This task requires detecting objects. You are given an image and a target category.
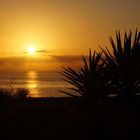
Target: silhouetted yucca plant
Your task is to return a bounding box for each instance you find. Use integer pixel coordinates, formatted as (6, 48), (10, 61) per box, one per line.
(60, 50), (106, 101)
(102, 30), (140, 97)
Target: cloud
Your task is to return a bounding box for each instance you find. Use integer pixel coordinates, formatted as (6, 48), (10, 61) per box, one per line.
(0, 56), (49, 72)
(0, 56), (42, 65)
(23, 49), (48, 54)
(37, 50), (48, 53)
(50, 55), (83, 62)
(0, 54), (87, 72)
(0, 55), (87, 65)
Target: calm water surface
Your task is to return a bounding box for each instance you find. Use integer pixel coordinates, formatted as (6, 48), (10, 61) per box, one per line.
(0, 71), (72, 97)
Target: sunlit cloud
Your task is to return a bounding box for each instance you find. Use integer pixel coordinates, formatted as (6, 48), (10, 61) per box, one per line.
(0, 54), (83, 72)
(49, 55), (82, 62)
(37, 50), (48, 53)
(23, 49), (48, 54)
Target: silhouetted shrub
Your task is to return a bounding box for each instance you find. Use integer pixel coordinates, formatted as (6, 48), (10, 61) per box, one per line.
(60, 50), (107, 102)
(0, 87), (29, 99)
(0, 88), (11, 99)
(14, 88), (29, 98)
(102, 30), (140, 99)
(60, 30), (140, 102)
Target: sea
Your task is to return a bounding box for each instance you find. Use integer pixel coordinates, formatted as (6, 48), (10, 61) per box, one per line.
(0, 71), (72, 97)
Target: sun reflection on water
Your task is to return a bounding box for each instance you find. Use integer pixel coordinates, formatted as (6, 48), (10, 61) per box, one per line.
(27, 71), (39, 97)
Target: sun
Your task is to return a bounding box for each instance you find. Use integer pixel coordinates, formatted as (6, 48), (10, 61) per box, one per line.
(28, 47), (36, 55)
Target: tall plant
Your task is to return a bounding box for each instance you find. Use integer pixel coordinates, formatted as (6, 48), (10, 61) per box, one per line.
(60, 30), (140, 102)
(102, 30), (140, 97)
(60, 50), (106, 101)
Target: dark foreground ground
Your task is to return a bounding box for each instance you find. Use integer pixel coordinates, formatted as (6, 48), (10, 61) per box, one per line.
(0, 96), (140, 140)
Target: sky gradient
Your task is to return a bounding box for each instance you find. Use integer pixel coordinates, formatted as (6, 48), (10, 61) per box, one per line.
(0, 0), (140, 71)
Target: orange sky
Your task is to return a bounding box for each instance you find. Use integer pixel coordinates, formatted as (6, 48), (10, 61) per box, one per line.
(0, 0), (140, 71)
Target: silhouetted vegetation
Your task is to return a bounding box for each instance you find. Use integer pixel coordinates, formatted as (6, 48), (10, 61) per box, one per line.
(1, 30), (140, 140)
(58, 30), (140, 140)
(60, 30), (140, 104)
(0, 86), (29, 99)
(60, 50), (108, 103)
(102, 30), (140, 100)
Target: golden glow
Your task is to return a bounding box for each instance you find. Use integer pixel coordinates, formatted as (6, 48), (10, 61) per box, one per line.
(27, 71), (40, 97)
(0, 0), (139, 71)
(27, 71), (37, 77)
(27, 47), (36, 55)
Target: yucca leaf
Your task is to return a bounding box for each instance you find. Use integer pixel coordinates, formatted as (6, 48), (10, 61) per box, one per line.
(116, 31), (123, 55)
(124, 31), (132, 55)
(109, 36), (118, 58)
(59, 90), (79, 98)
(89, 49), (92, 70)
(133, 29), (138, 48)
(67, 87), (85, 96)
(82, 56), (89, 72)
